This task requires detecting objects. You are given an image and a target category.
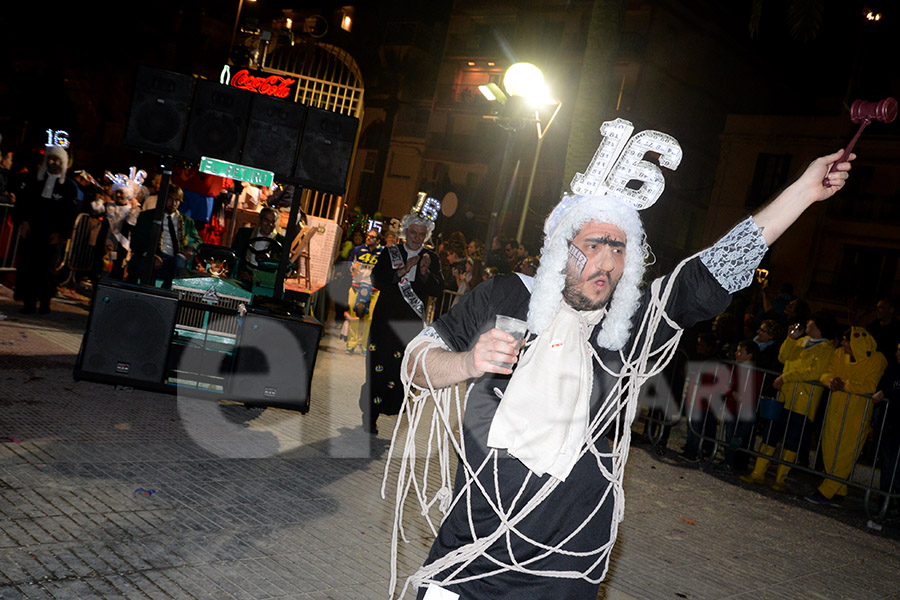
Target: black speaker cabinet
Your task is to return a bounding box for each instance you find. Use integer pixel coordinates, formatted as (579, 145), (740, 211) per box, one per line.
(242, 94), (307, 178)
(227, 310), (321, 413)
(292, 107), (358, 195)
(183, 79), (251, 164)
(123, 65), (194, 155)
(74, 281), (179, 386)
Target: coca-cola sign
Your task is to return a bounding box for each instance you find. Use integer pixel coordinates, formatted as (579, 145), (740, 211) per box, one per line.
(229, 68), (297, 99)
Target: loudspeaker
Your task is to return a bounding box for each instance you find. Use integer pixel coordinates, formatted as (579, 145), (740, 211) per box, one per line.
(227, 310), (321, 413)
(292, 107), (358, 195)
(183, 78), (251, 164)
(74, 281), (179, 385)
(242, 94), (307, 178)
(123, 65), (195, 154)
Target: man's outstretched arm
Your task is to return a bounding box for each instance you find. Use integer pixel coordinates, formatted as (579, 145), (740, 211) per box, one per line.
(407, 327), (521, 389)
(753, 149), (854, 246)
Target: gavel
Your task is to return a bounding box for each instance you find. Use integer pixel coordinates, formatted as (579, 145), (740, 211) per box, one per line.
(824, 97), (897, 186)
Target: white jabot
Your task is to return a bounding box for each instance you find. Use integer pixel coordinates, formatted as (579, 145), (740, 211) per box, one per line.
(487, 303), (605, 481)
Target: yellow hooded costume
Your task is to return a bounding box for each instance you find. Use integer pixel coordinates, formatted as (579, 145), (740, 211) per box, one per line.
(817, 326), (887, 499)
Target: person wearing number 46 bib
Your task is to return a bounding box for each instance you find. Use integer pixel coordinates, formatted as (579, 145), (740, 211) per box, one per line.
(360, 213), (444, 434)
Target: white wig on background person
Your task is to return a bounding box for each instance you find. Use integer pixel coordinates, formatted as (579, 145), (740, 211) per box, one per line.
(527, 191), (651, 351)
(37, 145), (69, 181)
(111, 181), (136, 200)
(400, 212), (436, 244)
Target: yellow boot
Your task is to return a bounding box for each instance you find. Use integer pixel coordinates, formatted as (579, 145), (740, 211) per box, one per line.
(740, 445), (775, 485)
(771, 450), (797, 492)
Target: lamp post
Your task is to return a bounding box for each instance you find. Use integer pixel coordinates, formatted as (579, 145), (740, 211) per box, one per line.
(479, 63), (559, 248)
(516, 99), (561, 243)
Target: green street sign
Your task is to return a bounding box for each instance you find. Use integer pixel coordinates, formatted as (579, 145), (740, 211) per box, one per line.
(199, 156), (274, 187)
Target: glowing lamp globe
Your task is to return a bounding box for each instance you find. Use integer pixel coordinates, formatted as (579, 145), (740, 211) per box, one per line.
(503, 63), (544, 98)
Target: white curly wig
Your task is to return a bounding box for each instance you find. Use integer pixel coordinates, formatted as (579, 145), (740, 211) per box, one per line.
(37, 145), (69, 181)
(527, 192), (650, 351)
(401, 212), (436, 244)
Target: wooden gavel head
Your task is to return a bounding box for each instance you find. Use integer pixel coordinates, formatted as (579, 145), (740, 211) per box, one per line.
(850, 98), (898, 124)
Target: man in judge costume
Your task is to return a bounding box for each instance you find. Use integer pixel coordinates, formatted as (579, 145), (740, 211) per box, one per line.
(360, 207), (445, 434)
(384, 117), (855, 600)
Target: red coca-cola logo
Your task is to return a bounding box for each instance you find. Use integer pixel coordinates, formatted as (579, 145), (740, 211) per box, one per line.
(230, 69), (296, 99)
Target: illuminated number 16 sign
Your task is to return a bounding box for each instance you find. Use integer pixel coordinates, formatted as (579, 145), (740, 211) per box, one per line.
(570, 118), (682, 210)
(45, 129), (70, 149)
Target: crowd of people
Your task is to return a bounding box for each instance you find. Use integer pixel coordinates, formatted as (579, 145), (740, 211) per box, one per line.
(3, 143), (897, 524)
(0, 144), (305, 308)
(324, 215), (544, 433)
(663, 275), (900, 511)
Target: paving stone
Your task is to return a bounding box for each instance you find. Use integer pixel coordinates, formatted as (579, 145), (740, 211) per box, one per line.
(2, 296), (899, 600)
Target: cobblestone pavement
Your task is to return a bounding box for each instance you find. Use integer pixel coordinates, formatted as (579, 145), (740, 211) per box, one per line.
(1, 287), (899, 599)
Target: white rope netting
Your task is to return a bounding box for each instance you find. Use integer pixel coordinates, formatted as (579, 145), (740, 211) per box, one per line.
(381, 256), (698, 598)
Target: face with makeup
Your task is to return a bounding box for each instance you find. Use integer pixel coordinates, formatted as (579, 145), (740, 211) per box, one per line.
(562, 221), (626, 311)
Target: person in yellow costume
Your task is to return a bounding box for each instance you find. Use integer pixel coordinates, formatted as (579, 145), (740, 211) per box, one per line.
(805, 326), (887, 506)
(741, 311), (838, 491)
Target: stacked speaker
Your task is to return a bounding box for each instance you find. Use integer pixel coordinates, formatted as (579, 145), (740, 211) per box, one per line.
(123, 64), (357, 196)
(75, 281), (321, 413)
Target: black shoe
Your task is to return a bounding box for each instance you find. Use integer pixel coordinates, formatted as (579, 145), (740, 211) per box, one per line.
(805, 491), (843, 507)
(38, 304), (51, 314)
(680, 450), (700, 462)
(20, 304), (36, 315)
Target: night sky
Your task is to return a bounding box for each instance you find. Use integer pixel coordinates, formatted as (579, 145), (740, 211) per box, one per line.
(0, 0), (897, 173)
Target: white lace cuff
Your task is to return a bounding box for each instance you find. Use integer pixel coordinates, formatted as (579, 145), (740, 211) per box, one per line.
(699, 216), (768, 293)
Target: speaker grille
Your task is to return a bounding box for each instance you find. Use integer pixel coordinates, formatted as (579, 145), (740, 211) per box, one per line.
(123, 66), (194, 154)
(183, 80), (251, 164)
(78, 283), (179, 385)
(292, 108), (358, 195)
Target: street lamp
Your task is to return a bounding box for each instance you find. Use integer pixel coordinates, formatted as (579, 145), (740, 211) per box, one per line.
(479, 63), (561, 246)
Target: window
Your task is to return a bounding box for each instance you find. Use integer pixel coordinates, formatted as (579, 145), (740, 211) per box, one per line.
(746, 153), (792, 210)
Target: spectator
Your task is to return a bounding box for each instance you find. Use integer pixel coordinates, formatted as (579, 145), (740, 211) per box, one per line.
(104, 182), (140, 279)
(0, 150), (15, 202)
(741, 311), (838, 491)
(504, 238), (520, 270)
(484, 233), (511, 274)
(127, 185), (200, 289)
(720, 339), (762, 472)
(712, 311), (741, 360)
(12, 145), (78, 313)
(867, 298), (900, 356)
(329, 228), (364, 334)
(871, 341), (900, 512)
(782, 298), (811, 330)
(754, 319), (784, 372)
(806, 327), (887, 506)
(345, 228), (382, 355)
(441, 234), (467, 289)
(516, 255), (539, 277)
(681, 331), (720, 461)
(467, 238), (485, 262)
(231, 207), (284, 282)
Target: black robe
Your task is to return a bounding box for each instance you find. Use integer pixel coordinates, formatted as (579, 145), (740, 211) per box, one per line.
(13, 174), (78, 306)
(416, 257), (730, 599)
(362, 244), (445, 419)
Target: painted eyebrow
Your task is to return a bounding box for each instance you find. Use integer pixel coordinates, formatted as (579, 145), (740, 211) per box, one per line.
(582, 235), (626, 248)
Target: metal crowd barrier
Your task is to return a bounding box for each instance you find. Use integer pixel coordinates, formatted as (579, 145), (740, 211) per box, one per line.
(425, 288), (464, 325)
(635, 358), (899, 526)
(62, 213), (99, 273)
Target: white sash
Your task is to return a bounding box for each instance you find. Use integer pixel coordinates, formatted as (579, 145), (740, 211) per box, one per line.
(389, 245), (425, 320)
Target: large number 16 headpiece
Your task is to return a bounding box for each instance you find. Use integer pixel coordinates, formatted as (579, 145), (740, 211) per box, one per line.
(544, 118), (682, 236)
